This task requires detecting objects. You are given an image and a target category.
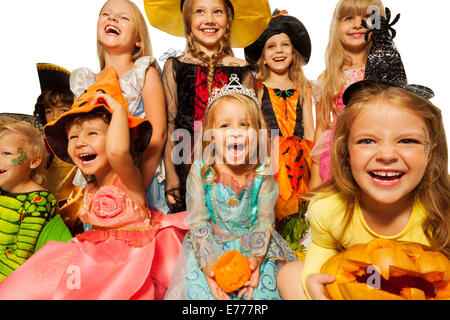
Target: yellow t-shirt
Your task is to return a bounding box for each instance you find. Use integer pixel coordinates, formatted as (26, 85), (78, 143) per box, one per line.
(302, 192), (429, 299)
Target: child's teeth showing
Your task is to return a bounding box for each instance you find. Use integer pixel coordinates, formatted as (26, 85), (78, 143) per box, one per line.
(79, 154), (97, 164)
(105, 26), (120, 35)
(370, 171), (403, 182)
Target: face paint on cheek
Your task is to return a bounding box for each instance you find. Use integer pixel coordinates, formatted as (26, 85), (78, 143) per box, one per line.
(423, 128), (431, 158)
(10, 148), (28, 167)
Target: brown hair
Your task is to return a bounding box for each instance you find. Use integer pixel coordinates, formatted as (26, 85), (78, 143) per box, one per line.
(34, 89), (74, 125)
(97, 0), (153, 70)
(182, 0), (234, 94)
(317, 0), (385, 130)
(65, 112), (111, 132)
(0, 116), (48, 185)
(315, 85), (450, 257)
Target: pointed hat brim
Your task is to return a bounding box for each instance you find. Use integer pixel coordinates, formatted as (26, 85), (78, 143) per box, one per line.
(342, 79), (435, 106)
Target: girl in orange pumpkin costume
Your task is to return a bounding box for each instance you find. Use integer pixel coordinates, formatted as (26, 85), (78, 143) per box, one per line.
(244, 10), (315, 257)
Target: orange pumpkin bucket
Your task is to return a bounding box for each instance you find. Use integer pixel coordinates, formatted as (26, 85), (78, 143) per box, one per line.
(213, 250), (251, 293)
(321, 238), (450, 300)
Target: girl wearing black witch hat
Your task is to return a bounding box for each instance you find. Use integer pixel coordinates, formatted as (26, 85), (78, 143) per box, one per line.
(277, 7), (449, 301)
(244, 10), (314, 258)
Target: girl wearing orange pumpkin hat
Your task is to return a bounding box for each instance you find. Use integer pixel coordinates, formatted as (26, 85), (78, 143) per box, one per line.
(277, 8), (449, 300)
(70, 0), (169, 215)
(244, 9), (315, 259)
(164, 75), (298, 300)
(143, 0), (271, 213)
(0, 68), (188, 300)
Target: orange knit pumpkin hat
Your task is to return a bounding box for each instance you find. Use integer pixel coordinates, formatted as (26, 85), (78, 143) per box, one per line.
(43, 67), (152, 164)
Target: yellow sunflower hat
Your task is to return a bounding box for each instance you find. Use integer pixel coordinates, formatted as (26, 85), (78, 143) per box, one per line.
(143, 0), (272, 48)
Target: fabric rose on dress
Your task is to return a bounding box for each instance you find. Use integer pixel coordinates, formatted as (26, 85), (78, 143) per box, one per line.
(92, 186), (126, 218)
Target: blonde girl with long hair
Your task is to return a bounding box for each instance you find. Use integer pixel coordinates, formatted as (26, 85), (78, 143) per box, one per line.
(143, 0), (271, 213)
(244, 10), (315, 256)
(277, 84), (449, 300)
(164, 79), (297, 300)
(309, 0), (385, 189)
(70, 0), (168, 214)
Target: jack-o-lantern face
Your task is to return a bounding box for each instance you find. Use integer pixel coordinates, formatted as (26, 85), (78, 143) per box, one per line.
(321, 239), (450, 300)
(213, 250), (251, 293)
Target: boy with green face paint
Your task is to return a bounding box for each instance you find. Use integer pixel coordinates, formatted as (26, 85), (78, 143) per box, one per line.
(0, 116), (69, 281)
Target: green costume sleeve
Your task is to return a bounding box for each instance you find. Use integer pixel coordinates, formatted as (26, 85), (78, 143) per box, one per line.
(0, 191), (58, 281)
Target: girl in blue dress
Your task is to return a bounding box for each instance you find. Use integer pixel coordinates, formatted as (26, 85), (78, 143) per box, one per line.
(164, 75), (297, 300)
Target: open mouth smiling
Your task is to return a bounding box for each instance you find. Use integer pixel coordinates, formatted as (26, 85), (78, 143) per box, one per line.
(201, 28), (219, 34)
(227, 143), (245, 152)
(369, 171), (405, 183)
(105, 25), (121, 36)
(78, 153), (97, 164)
(348, 32), (365, 38)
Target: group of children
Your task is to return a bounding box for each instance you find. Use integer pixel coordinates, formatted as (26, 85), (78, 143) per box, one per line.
(0, 0), (448, 300)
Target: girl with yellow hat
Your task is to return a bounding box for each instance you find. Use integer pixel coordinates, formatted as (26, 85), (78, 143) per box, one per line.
(143, 0), (271, 213)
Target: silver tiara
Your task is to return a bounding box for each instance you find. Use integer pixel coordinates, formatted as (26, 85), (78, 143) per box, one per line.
(207, 74), (259, 107)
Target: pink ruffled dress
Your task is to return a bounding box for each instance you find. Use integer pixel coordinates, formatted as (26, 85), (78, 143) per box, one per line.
(311, 67), (365, 183)
(0, 177), (187, 300)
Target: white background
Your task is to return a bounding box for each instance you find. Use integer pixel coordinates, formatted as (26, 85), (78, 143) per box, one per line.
(0, 0), (448, 153)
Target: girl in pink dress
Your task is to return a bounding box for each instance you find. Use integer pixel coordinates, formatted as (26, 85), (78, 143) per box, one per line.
(0, 67), (187, 300)
(309, 0), (385, 188)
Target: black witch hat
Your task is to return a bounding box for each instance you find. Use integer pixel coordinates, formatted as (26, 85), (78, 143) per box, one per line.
(343, 8), (434, 105)
(244, 9), (311, 67)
